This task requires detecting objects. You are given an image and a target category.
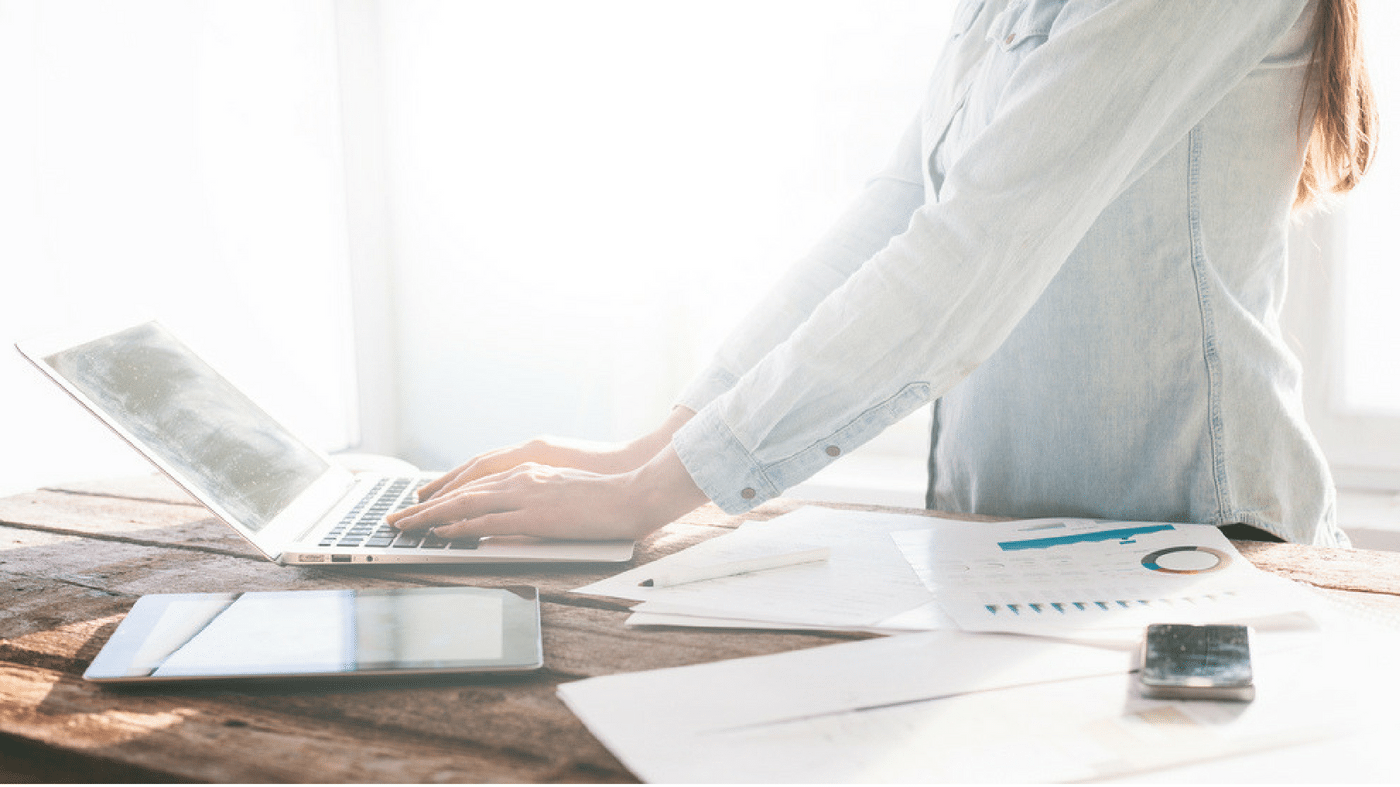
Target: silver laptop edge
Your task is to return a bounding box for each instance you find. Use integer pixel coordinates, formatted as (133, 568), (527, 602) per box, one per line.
(16, 319), (633, 565)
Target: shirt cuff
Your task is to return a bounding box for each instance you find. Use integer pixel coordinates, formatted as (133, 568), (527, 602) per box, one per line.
(671, 404), (780, 514)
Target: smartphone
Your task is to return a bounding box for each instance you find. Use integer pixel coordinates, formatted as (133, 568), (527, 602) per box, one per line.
(1137, 623), (1255, 701)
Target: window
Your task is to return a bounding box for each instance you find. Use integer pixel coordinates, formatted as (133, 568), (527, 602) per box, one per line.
(0, 1), (356, 496)
(1287, 0), (1400, 492)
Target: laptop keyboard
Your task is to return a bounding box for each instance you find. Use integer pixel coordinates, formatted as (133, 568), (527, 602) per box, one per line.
(317, 478), (479, 550)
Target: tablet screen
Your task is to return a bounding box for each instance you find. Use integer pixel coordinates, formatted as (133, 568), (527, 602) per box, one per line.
(84, 586), (542, 682)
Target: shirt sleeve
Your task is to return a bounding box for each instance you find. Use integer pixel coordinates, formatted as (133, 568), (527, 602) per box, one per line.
(675, 115), (927, 414)
(673, 0), (1313, 514)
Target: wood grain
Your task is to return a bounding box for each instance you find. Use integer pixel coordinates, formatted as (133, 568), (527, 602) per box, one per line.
(0, 662), (628, 783)
(1, 476), (1397, 783)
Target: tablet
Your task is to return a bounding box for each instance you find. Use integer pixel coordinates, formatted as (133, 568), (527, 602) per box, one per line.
(84, 586), (543, 683)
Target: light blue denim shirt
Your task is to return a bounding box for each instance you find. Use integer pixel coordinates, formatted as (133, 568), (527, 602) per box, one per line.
(672, 0), (1347, 546)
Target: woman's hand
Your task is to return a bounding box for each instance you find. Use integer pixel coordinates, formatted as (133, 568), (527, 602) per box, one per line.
(414, 435), (636, 503)
(385, 445), (707, 541)
(415, 407), (695, 503)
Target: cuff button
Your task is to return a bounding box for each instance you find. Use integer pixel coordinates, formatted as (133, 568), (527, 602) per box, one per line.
(740, 488), (757, 500)
(825, 445), (841, 457)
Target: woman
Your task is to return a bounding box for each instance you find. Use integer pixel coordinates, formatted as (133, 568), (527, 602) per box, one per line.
(389, 0), (1375, 546)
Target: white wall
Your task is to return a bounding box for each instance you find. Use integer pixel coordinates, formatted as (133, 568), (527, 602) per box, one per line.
(370, 0), (953, 471)
(1, 1), (357, 496)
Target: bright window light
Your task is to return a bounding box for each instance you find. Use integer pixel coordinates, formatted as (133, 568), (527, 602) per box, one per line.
(0, 1), (355, 495)
(1340, 0), (1400, 415)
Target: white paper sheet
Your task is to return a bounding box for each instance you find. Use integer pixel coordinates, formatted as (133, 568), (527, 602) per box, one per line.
(575, 507), (943, 629)
(559, 609), (1400, 783)
(894, 518), (1317, 636)
(625, 599), (953, 634)
(559, 629), (1137, 781)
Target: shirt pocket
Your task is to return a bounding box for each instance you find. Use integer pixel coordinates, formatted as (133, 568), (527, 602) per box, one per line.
(986, 0), (1063, 53)
(957, 0), (1066, 136)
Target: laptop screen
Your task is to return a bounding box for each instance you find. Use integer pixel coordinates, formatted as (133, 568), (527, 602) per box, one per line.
(42, 321), (330, 533)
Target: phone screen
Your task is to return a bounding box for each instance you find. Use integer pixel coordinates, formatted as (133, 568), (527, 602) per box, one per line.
(1139, 623), (1254, 701)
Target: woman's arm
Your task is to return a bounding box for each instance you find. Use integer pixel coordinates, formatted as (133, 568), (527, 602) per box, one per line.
(387, 439), (707, 541)
(394, 0), (1315, 541)
(677, 116), (927, 414)
(392, 110), (928, 540)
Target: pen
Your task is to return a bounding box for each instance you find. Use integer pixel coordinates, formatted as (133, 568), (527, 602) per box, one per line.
(637, 547), (831, 588)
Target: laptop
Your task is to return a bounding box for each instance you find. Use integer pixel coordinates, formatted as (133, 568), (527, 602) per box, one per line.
(16, 319), (634, 566)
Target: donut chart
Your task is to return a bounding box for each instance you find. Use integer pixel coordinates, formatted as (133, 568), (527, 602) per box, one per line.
(1140, 545), (1231, 574)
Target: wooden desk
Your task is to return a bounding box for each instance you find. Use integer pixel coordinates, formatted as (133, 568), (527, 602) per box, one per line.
(2, 475), (1399, 783)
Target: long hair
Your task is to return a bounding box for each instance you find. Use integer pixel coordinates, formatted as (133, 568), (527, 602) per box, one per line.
(1296, 0), (1377, 209)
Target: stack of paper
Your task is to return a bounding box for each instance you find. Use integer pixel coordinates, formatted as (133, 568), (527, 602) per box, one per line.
(575, 507), (1315, 637)
(574, 507), (954, 632)
(560, 506), (1358, 782)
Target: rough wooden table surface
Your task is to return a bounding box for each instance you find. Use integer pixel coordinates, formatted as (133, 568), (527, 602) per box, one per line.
(1, 475), (1396, 783)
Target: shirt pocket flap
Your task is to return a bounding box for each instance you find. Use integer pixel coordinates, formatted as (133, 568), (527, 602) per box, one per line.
(987, 0), (1064, 51)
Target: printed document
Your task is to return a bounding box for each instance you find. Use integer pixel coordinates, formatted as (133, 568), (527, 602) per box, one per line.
(893, 517), (1317, 636)
(574, 507), (946, 630)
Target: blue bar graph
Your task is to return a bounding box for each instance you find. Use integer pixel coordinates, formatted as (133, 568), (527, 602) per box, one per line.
(997, 524), (1175, 552)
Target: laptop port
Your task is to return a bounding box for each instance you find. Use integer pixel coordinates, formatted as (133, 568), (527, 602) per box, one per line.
(331, 555), (352, 563)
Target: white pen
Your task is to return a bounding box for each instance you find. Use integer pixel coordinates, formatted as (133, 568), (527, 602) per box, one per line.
(637, 547), (831, 588)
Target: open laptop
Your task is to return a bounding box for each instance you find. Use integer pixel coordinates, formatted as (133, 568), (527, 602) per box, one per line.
(16, 319), (634, 566)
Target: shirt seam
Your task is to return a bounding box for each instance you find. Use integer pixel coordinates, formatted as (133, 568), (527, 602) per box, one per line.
(1186, 124), (1234, 524)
